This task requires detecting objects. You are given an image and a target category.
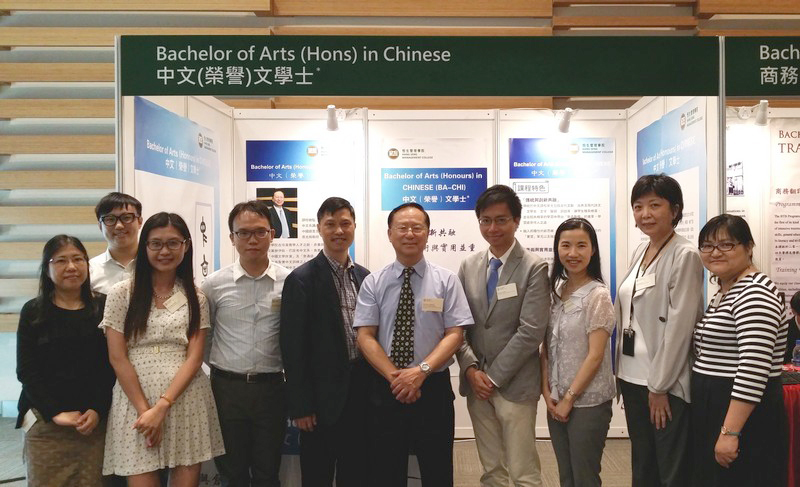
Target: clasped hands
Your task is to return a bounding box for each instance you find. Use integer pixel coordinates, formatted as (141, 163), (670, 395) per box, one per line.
(132, 400), (169, 448)
(466, 366), (495, 400)
(52, 409), (100, 435)
(389, 367), (426, 404)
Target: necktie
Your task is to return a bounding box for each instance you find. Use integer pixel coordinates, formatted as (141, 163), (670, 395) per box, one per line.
(390, 267), (415, 368)
(487, 258), (503, 302)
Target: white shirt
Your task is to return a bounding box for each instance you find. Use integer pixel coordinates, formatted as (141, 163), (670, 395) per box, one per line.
(485, 241), (516, 281)
(89, 249), (135, 295)
(201, 260), (289, 374)
(618, 251), (660, 386)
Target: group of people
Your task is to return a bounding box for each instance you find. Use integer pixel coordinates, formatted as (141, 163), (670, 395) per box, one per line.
(14, 174), (794, 487)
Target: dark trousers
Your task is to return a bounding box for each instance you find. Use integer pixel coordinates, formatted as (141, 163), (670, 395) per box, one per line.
(211, 371), (287, 487)
(690, 372), (787, 487)
(366, 369), (455, 487)
(619, 380), (689, 487)
(547, 400), (612, 487)
(300, 360), (369, 487)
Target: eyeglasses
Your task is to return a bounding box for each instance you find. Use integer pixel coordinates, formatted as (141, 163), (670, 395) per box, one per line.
(393, 225), (427, 235)
(100, 212), (138, 227)
(478, 216), (513, 227)
(49, 256), (87, 267)
(699, 242), (738, 253)
(233, 229), (271, 240)
(146, 239), (187, 251)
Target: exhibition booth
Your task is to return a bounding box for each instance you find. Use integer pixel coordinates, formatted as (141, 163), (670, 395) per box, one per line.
(116, 35), (800, 485)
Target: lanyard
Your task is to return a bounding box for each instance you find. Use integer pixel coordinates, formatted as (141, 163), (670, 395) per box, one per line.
(627, 232), (675, 330)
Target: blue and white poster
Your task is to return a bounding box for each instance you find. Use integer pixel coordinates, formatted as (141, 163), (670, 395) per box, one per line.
(636, 97), (707, 245)
(245, 138), (361, 269)
(134, 96), (220, 282)
(507, 137), (617, 290)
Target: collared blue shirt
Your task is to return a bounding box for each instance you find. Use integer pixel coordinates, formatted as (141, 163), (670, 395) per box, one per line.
(201, 260), (289, 374)
(354, 258), (473, 371)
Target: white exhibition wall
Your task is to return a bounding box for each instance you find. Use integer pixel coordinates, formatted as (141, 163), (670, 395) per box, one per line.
(119, 95), (725, 441)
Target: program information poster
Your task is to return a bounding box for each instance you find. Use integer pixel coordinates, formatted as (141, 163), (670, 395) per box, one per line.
(636, 97), (707, 246)
(506, 138), (616, 289)
(376, 138), (489, 272)
(769, 118), (800, 299)
(134, 96), (219, 283)
(246, 139), (359, 269)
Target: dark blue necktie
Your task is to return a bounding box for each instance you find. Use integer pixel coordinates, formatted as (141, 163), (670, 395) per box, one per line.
(487, 258), (503, 302)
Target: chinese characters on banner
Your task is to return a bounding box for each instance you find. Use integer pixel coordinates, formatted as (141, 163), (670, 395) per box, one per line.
(505, 138), (616, 289)
(769, 118), (800, 299)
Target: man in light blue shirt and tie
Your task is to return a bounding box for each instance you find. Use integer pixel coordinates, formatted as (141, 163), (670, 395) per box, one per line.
(201, 200), (290, 487)
(354, 202), (473, 487)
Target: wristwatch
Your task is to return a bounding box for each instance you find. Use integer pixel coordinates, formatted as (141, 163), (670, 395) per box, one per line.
(419, 362), (432, 376)
(720, 426), (741, 437)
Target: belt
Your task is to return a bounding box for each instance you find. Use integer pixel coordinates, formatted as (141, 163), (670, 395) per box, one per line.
(211, 366), (284, 384)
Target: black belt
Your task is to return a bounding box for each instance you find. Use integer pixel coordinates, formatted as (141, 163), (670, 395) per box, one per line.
(211, 366), (284, 384)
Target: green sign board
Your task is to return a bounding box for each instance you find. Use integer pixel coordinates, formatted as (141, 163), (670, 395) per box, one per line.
(726, 37), (800, 96)
(119, 36), (719, 97)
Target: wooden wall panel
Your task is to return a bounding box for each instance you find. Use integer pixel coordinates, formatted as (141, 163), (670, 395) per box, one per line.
(0, 206), (97, 225)
(0, 63), (113, 82)
(0, 99), (114, 119)
(0, 171), (115, 189)
(0, 241), (106, 261)
(272, 0), (551, 18)
(0, 135), (115, 154)
(272, 26), (552, 36)
(0, 27), (271, 48)
(0, 314), (19, 333)
(697, 0), (800, 15)
(0, 1), (270, 14)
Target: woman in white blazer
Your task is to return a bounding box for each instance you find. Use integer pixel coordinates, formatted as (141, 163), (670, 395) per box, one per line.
(614, 174), (704, 487)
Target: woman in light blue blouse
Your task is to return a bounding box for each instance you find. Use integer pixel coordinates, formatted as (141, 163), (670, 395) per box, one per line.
(540, 218), (615, 487)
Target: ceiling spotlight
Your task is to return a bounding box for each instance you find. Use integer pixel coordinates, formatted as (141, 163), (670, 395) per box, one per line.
(558, 108), (574, 134)
(326, 104), (338, 131)
(755, 100), (769, 126)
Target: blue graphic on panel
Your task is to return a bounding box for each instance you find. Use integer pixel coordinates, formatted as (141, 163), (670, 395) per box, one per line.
(246, 140), (322, 181)
(636, 99), (705, 177)
(381, 168), (487, 211)
(509, 138), (614, 179)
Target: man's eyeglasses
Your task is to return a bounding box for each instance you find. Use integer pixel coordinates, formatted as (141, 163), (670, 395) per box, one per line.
(393, 225), (427, 235)
(100, 212), (138, 227)
(146, 239), (187, 251)
(49, 256), (87, 267)
(478, 216), (513, 227)
(232, 229), (271, 240)
(698, 242), (738, 253)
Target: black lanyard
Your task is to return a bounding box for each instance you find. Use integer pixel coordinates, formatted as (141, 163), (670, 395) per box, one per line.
(627, 232), (675, 330)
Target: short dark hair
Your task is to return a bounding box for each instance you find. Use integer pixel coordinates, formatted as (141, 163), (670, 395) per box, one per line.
(33, 235), (97, 325)
(791, 290), (800, 315)
(387, 202), (430, 228)
(317, 197), (355, 223)
(475, 185), (522, 220)
(698, 213), (755, 255)
(630, 174), (684, 227)
(95, 192), (142, 220)
(550, 218), (604, 296)
(228, 200), (272, 233)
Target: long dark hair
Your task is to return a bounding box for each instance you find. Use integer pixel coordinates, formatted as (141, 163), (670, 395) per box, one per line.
(33, 235), (97, 324)
(550, 218), (604, 297)
(124, 212), (200, 341)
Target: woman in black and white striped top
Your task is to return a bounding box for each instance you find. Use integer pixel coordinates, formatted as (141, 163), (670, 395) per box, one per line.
(691, 214), (787, 487)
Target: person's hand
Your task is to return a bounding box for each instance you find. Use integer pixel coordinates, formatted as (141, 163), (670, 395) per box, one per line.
(648, 392), (672, 430)
(295, 414), (317, 432)
(715, 433), (740, 468)
(466, 367), (495, 400)
(542, 389), (557, 417)
(133, 402), (168, 447)
(390, 367), (425, 404)
(52, 411), (81, 427)
(75, 409), (99, 435)
(552, 397), (574, 423)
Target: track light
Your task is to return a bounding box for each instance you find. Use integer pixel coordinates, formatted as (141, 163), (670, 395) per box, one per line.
(558, 108), (574, 134)
(327, 104), (338, 131)
(755, 100), (768, 126)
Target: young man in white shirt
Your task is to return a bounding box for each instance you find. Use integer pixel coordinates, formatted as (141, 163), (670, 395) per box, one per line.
(89, 192), (142, 294)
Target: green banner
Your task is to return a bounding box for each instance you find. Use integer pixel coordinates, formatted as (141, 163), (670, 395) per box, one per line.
(119, 36), (719, 97)
(726, 37), (800, 96)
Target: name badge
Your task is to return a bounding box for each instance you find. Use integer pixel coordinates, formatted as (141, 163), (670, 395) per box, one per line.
(163, 291), (188, 313)
(21, 409), (37, 433)
(422, 298), (444, 312)
(271, 297), (281, 312)
(563, 300), (578, 313)
(635, 273), (656, 290)
(496, 283), (518, 300)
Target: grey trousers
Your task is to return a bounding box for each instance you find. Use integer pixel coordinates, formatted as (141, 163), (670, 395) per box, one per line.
(546, 400), (612, 487)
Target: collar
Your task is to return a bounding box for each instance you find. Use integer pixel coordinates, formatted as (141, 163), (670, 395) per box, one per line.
(233, 260), (276, 281)
(392, 257), (427, 279)
(322, 248), (353, 271)
(487, 240), (516, 268)
(100, 249), (135, 270)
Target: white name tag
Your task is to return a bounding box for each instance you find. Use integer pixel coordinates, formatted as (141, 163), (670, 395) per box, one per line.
(163, 291), (188, 313)
(635, 273), (656, 290)
(422, 298), (444, 312)
(563, 300), (579, 313)
(496, 283), (518, 300)
(21, 409), (37, 433)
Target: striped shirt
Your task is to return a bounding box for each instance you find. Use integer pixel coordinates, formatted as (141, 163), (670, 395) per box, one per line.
(693, 272), (788, 403)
